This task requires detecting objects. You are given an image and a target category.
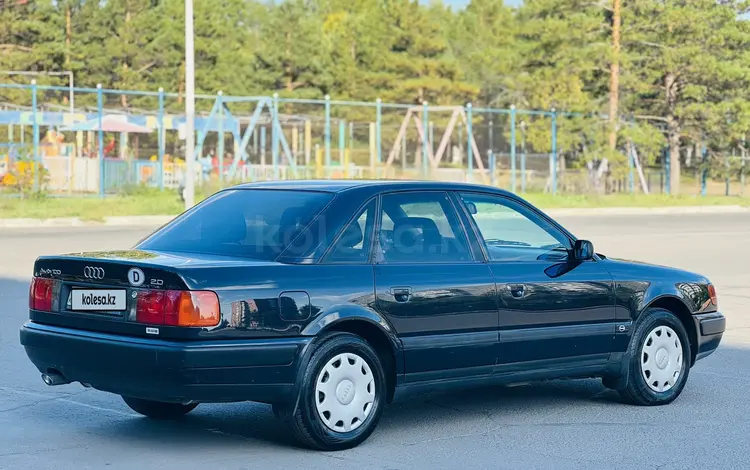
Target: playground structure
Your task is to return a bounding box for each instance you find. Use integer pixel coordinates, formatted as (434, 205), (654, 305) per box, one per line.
(0, 83), (576, 196)
(1, 82), (747, 197)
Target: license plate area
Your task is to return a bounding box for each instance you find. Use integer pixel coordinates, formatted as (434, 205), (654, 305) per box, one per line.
(67, 288), (127, 313)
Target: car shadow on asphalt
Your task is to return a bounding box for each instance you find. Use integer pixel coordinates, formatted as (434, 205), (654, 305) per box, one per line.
(83, 378), (621, 451)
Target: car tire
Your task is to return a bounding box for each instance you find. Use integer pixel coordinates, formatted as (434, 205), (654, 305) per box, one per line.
(122, 396), (198, 420)
(618, 307), (692, 406)
(285, 332), (387, 451)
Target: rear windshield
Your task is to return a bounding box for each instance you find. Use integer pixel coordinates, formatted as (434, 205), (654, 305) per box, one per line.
(138, 189), (334, 260)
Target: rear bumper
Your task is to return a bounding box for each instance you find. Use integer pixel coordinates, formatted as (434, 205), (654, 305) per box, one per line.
(20, 321), (310, 404)
(693, 311), (726, 361)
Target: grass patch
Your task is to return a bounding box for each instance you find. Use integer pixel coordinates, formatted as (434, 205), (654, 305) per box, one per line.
(1, 188), (748, 220)
(520, 193), (750, 209)
(0, 193), (185, 220)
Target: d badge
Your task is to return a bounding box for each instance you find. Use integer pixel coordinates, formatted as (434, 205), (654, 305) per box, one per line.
(128, 268), (145, 287)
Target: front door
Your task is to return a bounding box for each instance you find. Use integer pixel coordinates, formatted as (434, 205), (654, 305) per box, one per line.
(372, 191), (498, 383)
(456, 192), (615, 371)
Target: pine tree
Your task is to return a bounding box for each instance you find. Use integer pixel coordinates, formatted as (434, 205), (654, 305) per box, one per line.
(622, 0), (750, 194)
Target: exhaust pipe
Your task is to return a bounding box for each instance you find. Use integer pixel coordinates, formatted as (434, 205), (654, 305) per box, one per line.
(41, 371), (71, 386)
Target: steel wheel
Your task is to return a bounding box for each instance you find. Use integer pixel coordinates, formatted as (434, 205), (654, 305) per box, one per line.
(314, 352), (376, 433)
(640, 325), (683, 393)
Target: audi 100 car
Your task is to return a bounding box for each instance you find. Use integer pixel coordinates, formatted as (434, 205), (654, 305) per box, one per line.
(20, 180), (725, 450)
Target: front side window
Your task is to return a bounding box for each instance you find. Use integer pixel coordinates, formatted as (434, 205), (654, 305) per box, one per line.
(459, 193), (570, 262)
(138, 189), (334, 260)
(378, 192), (471, 263)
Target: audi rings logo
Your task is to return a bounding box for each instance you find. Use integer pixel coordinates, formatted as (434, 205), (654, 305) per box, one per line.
(84, 266), (105, 280)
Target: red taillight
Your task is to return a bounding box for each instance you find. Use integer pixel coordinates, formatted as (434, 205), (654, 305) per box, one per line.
(135, 290), (171, 325)
(708, 284), (717, 306)
(136, 289), (220, 327)
(30, 277), (55, 312)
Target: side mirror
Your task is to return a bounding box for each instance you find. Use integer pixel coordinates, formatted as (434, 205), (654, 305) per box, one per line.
(573, 239), (594, 261)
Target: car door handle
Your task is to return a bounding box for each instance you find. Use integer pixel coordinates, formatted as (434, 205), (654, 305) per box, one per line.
(391, 286), (412, 303)
(507, 284), (525, 299)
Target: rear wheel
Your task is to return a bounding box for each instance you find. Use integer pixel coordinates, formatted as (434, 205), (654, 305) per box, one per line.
(284, 332), (386, 451)
(122, 396), (198, 420)
(618, 308), (691, 406)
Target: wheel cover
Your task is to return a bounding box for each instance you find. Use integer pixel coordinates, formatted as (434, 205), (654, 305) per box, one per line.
(314, 352), (376, 433)
(640, 325), (683, 393)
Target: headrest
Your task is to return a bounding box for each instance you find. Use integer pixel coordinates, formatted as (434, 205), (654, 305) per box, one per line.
(392, 217), (442, 249)
(394, 217), (440, 237)
(337, 221), (363, 249)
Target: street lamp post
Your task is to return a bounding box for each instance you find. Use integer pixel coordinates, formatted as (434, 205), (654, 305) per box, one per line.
(183, 0), (196, 210)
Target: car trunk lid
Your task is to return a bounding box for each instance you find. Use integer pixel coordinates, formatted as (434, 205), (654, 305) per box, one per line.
(30, 249), (279, 338)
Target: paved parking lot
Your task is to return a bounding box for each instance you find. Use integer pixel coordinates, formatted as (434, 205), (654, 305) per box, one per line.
(1, 213), (749, 469)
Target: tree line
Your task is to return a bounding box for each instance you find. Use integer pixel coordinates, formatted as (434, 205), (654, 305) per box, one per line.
(1, 0), (750, 192)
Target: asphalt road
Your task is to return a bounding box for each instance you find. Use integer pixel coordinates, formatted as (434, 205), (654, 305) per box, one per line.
(1, 213), (749, 469)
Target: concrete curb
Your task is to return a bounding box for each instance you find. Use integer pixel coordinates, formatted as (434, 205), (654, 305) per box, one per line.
(544, 205), (750, 217)
(0, 205), (747, 228)
(0, 215), (175, 229)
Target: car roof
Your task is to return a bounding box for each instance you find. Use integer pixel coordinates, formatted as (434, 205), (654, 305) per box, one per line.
(232, 179), (516, 196)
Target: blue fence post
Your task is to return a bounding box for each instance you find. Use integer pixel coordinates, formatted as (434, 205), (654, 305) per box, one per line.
(339, 119), (346, 166)
(97, 84), (104, 198)
(272, 93), (280, 180)
(31, 80), (39, 192)
(489, 150), (496, 187)
(628, 117), (634, 194)
(628, 144), (635, 194)
(467, 103), (473, 182)
(550, 108), (558, 195)
(701, 139), (708, 196)
(376, 98), (382, 176)
(324, 95), (331, 178)
(520, 120), (527, 193)
(422, 101), (429, 178)
(217, 91), (224, 185)
(157, 87), (165, 191)
(510, 105), (517, 192)
(488, 120), (494, 155)
(665, 146), (671, 195)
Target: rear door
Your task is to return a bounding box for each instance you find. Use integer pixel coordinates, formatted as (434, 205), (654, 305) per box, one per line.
(372, 191), (498, 383)
(455, 192), (615, 371)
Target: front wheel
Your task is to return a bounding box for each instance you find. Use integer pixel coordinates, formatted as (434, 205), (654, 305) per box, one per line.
(285, 332), (387, 451)
(618, 308), (692, 406)
(122, 396), (198, 420)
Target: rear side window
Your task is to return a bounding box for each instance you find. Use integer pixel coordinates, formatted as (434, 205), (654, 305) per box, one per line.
(324, 199), (376, 264)
(138, 189), (333, 260)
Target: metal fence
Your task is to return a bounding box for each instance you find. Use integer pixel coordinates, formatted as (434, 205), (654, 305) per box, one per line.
(1, 82), (748, 197)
